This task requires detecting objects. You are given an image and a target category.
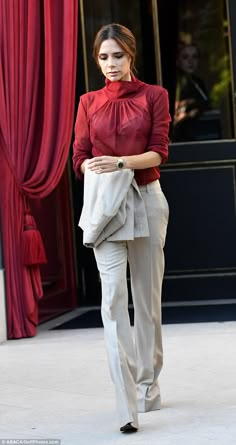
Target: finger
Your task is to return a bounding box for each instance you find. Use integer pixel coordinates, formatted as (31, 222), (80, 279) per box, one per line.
(88, 160), (101, 170)
(94, 156), (104, 163)
(86, 160), (95, 168)
(95, 166), (104, 174)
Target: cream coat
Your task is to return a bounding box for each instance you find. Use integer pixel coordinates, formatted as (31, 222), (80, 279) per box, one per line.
(79, 167), (150, 247)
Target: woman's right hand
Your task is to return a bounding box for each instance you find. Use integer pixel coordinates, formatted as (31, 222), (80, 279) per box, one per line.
(87, 156), (120, 174)
(80, 159), (90, 175)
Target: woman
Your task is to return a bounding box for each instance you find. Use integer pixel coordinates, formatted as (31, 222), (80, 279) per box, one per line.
(173, 42), (210, 141)
(73, 23), (171, 433)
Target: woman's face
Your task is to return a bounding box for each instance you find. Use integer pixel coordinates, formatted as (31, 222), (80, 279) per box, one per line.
(177, 45), (199, 75)
(98, 38), (131, 82)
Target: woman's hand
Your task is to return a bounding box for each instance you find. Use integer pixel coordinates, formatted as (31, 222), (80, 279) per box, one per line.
(83, 151), (162, 174)
(87, 156), (120, 174)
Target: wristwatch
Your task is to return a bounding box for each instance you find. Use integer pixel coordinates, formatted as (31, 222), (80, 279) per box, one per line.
(116, 158), (125, 169)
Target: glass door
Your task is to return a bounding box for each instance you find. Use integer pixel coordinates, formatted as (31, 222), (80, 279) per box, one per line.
(157, 0), (236, 303)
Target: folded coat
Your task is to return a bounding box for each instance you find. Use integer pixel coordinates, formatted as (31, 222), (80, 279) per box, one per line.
(79, 167), (150, 248)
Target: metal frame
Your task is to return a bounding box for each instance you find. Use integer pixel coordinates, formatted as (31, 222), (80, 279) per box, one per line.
(227, 0), (236, 136)
(79, 0), (89, 92)
(151, 0), (163, 85)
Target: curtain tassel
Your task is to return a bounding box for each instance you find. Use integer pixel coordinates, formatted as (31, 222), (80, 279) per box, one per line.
(22, 213), (47, 266)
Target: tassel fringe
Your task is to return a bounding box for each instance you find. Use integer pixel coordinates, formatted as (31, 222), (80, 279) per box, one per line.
(22, 213), (47, 266)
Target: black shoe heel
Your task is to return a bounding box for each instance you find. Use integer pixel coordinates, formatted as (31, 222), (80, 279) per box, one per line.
(120, 422), (138, 433)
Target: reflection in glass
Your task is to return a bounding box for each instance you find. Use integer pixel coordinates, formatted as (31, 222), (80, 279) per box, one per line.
(173, 43), (211, 141)
(171, 0), (233, 142)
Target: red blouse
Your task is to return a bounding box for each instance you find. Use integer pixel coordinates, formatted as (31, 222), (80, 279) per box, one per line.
(73, 77), (171, 185)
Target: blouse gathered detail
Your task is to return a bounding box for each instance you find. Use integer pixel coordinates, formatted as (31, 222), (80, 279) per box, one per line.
(73, 76), (171, 185)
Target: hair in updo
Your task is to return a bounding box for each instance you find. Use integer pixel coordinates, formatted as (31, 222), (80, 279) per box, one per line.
(93, 23), (137, 73)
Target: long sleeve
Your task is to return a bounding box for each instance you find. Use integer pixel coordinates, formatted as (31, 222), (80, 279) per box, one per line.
(147, 88), (171, 164)
(73, 96), (92, 179)
(72, 79), (171, 185)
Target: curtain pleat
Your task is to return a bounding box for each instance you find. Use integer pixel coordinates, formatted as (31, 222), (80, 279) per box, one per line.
(0, 0), (78, 338)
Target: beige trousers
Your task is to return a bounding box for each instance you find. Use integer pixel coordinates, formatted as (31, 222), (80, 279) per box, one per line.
(94, 180), (169, 428)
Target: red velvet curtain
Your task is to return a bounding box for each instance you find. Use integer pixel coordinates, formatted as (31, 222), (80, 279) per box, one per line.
(0, 0), (78, 338)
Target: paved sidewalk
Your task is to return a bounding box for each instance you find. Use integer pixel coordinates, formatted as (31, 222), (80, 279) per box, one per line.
(0, 317), (235, 445)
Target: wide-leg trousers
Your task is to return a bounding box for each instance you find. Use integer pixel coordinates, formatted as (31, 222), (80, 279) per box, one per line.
(93, 180), (169, 428)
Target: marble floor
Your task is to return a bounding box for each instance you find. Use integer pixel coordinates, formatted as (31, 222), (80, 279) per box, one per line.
(0, 314), (235, 445)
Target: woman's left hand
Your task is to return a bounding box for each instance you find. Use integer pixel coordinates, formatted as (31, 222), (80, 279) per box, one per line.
(87, 156), (119, 174)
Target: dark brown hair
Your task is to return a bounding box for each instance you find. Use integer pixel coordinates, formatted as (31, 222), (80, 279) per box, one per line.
(93, 23), (136, 72)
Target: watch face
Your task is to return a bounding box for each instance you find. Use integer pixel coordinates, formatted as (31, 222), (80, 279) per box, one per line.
(117, 159), (124, 169)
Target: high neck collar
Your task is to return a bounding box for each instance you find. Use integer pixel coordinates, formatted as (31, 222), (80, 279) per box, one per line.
(104, 75), (145, 99)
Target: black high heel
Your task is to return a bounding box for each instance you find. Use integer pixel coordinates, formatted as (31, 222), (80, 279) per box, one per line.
(120, 422), (138, 433)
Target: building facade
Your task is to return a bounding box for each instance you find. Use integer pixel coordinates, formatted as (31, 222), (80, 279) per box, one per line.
(1, 0), (236, 336)
(68, 0), (236, 312)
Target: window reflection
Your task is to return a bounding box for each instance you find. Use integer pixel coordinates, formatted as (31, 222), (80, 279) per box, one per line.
(168, 0), (233, 142)
(173, 43), (212, 141)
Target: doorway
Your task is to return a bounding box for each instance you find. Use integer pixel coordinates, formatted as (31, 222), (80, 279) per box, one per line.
(74, 0), (162, 305)
(73, 0), (236, 307)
